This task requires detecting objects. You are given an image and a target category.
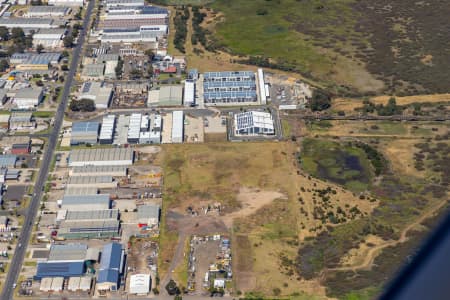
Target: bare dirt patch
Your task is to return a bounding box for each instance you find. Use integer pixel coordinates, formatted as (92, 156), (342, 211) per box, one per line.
(222, 187), (286, 228)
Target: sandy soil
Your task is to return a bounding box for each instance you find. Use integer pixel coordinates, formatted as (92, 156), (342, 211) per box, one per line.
(222, 187), (286, 228)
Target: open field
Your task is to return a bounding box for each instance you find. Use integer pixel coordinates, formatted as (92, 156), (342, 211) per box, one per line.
(158, 142), (378, 297)
(172, 0), (450, 95)
(332, 94), (450, 112)
(294, 128), (449, 298)
(304, 120), (449, 139)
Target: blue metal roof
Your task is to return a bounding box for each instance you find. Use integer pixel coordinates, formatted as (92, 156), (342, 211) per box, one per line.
(203, 91), (257, 100)
(203, 80), (256, 89)
(141, 6), (168, 14)
(0, 155), (17, 167)
(97, 242), (122, 286)
(100, 242), (122, 270)
(72, 122), (100, 133)
(203, 71), (255, 79)
(35, 261), (85, 279)
(97, 269), (119, 284)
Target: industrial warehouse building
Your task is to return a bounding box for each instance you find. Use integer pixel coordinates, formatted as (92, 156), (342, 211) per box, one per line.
(56, 209), (120, 239)
(79, 82), (113, 109)
(127, 113), (162, 144)
(70, 122), (100, 145)
(67, 175), (117, 189)
(105, 0), (144, 7)
(100, 25), (167, 43)
(129, 274), (151, 295)
(99, 115), (116, 144)
(81, 63), (105, 80)
(61, 194), (111, 211)
(48, 0), (84, 6)
(184, 80), (195, 106)
(0, 155), (17, 168)
(97, 243), (124, 291)
(101, 6), (168, 30)
(35, 244), (88, 279)
(137, 204), (160, 228)
(70, 165), (127, 177)
(32, 28), (66, 49)
(25, 6), (71, 17)
(68, 148), (134, 167)
(148, 85), (183, 106)
(234, 111), (275, 136)
(171, 111), (184, 143)
(58, 219), (120, 239)
(12, 87), (44, 109)
(67, 276), (93, 292)
(202, 71), (258, 105)
(0, 18), (59, 29)
(64, 186), (98, 196)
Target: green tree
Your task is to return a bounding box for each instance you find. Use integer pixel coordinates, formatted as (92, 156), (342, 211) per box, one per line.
(310, 89), (331, 111)
(0, 59), (9, 72)
(165, 279), (180, 295)
(0, 26), (9, 41)
(11, 28), (25, 41)
(36, 44), (44, 54)
(63, 35), (73, 48)
(70, 99), (95, 112)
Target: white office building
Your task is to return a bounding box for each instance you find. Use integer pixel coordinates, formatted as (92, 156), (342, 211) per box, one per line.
(234, 111), (275, 136)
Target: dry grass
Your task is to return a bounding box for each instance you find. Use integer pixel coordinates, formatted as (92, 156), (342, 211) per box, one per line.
(332, 93), (450, 112)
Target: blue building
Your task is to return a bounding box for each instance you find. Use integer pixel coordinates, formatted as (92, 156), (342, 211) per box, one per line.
(202, 71), (257, 105)
(97, 242), (124, 291)
(35, 261), (85, 280)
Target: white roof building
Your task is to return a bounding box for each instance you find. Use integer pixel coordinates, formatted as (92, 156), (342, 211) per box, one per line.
(129, 274), (151, 295)
(25, 6), (71, 17)
(99, 115), (116, 144)
(79, 82), (113, 109)
(184, 80), (195, 107)
(33, 28), (66, 49)
(69, 148), (134, 167)
(234, 111), (274, 136)
(171, 111), (183, 143)
(48, 0), (85, 6)
(13, 87), (44, 109)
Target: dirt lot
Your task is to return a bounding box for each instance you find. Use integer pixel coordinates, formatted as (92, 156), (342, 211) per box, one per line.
(158, 142), (375, 297)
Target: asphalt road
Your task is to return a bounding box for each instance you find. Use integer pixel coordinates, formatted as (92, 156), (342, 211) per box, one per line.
(0, 1), (96, 299)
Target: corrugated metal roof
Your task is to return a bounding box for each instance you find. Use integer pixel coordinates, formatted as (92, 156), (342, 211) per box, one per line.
(48, 244), (87, 261)
(137, 204), (160, 220)
(100, 242), (122, 270)
(72, 122), (100, 134)
(35, 261), (85, 279)
(62, 194), (110, 206)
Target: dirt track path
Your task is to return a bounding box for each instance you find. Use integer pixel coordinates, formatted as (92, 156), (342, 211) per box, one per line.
(329, 199), (448, 272)
(160, 233), (187, 295)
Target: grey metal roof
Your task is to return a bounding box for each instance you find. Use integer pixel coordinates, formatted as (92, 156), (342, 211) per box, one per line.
(58, 220), (119, 233)
(67, 175), (113, 185)
(64, 186), (98, 196)
(61, 194), (110, 206)
(72, 122), (100, 134)
(48, 243), (88, 261)
(65, 209), (119, 221)
(0, 155), (17, 167)
(69, 148), (133, 164)
(137, 204), (160, 220)
(72, 165), (127, 175)
(14, 87), (43, 99)
(28, 6), (70, 13)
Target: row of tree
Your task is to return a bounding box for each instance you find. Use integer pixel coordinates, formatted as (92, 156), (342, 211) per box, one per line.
(173, 7), (190, 53)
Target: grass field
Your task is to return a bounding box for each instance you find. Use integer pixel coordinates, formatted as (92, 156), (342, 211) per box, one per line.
(300, 138), (374, 192)
(159, 142), (378, 297)
(188, 0), (450, 95)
